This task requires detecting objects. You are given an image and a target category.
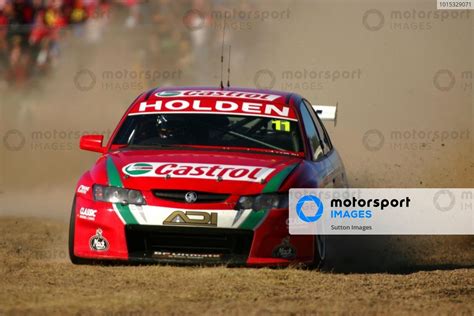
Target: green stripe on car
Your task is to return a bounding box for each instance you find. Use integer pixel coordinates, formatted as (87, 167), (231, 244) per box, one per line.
(239, 163), (298, 230)
(262, 164), (298, 193)
(106, 157), (139, 225)
(239, 210), (267, 230)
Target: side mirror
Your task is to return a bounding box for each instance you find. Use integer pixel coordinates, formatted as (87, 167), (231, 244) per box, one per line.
(80, 135), (106, 153)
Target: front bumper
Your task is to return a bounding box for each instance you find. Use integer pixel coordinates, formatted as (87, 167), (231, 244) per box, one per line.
(125, 225), (253, 265)
(71, 196), (314, 266)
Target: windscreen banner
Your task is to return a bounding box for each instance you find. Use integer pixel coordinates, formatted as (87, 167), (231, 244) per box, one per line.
(289, 189), (473, 235)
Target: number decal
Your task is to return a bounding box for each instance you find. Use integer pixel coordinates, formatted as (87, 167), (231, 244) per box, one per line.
(272, 120), (291, 132)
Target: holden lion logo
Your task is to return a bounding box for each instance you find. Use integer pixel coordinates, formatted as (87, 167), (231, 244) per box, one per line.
(89, 229), (109, 251)
(296, 195), (324, 222)
(185, 191), (198, 203)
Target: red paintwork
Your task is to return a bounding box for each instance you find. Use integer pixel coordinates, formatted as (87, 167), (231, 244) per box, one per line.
(79, 135), (106, 153)
(74, 196), (128, 261)
(71, 87), (347, 266)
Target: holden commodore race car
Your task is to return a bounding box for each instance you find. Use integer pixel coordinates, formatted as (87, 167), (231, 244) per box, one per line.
(69, 87), (347, 267)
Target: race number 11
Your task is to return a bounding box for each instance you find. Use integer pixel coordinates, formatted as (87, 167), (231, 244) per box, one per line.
(272, 120), (291, 132)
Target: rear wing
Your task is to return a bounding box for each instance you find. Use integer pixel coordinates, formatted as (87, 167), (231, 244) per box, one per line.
(312, 103), (338, 126)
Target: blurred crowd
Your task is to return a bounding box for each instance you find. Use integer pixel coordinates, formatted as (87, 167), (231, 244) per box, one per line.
(0, 0), (259, 88)
(0, 0), (111, 87)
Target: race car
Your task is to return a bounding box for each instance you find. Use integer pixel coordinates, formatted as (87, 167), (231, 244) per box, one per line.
(69, 87), (347, 266)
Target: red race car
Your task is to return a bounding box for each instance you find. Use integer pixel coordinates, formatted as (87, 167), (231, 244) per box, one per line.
(69, 87), (347, 267)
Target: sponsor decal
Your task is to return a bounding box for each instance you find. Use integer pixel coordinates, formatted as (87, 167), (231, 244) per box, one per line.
(89, 228), (109, 251)
(79, 207), (97, 221)
(124, 162), (154, 176)
(156, 91), (182, 97)
(77, 185), (90, 194)
(153, 251), (222, 260)
(130, 99), (297, 121)
(163, 210), (218, 226)
(122, 162), (275, 182)
(127, 205), (255, 228)
(272, 237), (296, 259)
(155, 90), (282, 101)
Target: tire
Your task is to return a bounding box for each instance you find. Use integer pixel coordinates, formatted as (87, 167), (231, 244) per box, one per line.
(68, 197), (90, 264)
(311, 235), (326, 269)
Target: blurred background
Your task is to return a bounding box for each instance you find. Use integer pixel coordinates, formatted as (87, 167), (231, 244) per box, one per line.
(1, 0), (472, 214)
(0, 0), (472, 270)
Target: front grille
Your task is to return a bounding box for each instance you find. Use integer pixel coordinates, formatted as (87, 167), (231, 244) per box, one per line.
(152, 190), (229, 203)
(125, 225), (253, 264)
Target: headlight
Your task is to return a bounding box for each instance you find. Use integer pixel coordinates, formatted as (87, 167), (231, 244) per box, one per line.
(93, 184), (146, 205)
(235, 193), (288, 211)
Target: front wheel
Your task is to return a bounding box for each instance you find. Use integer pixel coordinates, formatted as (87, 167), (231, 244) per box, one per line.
(311, 235), (326, 269)
(68, 198), (90, 264)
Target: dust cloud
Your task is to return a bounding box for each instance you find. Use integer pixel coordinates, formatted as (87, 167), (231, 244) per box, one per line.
(0, 0), (472, 272)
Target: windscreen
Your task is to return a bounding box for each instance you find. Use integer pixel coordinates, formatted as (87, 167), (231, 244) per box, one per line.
(112, 114), (304, 153)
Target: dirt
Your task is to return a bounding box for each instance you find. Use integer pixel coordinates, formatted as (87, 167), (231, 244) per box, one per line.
(0, 217), (473, 315)
(0, 0), (473, 315)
